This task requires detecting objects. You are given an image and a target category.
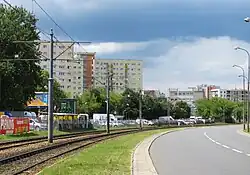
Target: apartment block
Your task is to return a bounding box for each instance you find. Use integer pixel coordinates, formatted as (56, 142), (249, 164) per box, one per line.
(76, 52), (95, 89)
(167, 88), (204, 102)
(210, 88), (247, 102)
(93, 59), (143, 93)
(39, 43), (95, 98)
(167, 88), (205, 115)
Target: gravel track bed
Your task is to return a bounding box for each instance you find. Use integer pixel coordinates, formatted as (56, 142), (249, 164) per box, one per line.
(0, 133), (106, 159)
(0, 133), (128, 175)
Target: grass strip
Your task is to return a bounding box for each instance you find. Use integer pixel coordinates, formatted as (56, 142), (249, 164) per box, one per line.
(0, 130), (71, 141)
(39, 128), (180, 175)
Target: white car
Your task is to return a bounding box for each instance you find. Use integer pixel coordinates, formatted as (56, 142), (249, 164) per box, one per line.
(29, 118), (47, 131)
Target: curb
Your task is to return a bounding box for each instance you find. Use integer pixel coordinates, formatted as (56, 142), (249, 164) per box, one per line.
(131, 139), (144, 175)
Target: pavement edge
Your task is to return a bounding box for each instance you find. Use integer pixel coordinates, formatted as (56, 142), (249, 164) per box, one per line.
(131, 128), (185, 175)
(237, 129), (250, 138)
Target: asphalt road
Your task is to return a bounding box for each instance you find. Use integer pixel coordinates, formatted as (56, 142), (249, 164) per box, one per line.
(150, 125), (250, 175)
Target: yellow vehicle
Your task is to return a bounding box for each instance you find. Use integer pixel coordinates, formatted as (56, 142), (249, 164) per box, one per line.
(39, 112), (90, 131)
(54, 113), (90, 131)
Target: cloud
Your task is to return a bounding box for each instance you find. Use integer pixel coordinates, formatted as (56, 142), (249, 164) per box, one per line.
(79, 37), (250, 92)
(75, 41), (149, 55)
(7, 0), (250, 15)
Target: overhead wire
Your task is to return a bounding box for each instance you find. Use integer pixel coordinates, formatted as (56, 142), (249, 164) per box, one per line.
(32, 0), (88, 53)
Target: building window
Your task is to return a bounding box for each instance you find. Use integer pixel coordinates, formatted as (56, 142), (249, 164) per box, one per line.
(59, 45), (65, 49)
(69, 79), (71, 82)
(59, 72), (64, 75)
(43, 45), (47, 48)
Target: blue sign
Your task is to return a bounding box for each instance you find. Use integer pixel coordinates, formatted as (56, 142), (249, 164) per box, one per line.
(35, 92), (48, 104)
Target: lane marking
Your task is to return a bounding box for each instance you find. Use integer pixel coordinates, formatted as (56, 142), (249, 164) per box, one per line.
(232, 149), (243, 154)
(222, 144), (230, 149)
(204, 132), (249, 157)
(215, 141), (221, 145)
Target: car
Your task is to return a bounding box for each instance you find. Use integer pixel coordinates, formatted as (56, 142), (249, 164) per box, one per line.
(29, 118), (47, 131)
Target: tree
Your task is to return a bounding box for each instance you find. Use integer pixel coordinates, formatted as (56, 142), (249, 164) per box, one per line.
(233, 102), (243, 122)
(36, 70), (68, 106)
(195, 97), (240, 123)
(0, 5), (42, 110)
(195, 99), (213, 118)
(109, 91), (122, 114)
(77, 89), (102, 114)
(172, 101), (191, 119)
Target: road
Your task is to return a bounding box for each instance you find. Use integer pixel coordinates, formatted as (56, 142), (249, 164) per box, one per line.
(150, 125), (250, 175)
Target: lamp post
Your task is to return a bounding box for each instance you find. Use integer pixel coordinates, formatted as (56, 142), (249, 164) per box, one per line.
(235, 46), (250, 132)
(233, 64), (246, 130)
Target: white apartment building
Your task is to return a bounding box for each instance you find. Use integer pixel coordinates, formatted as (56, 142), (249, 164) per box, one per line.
(167, 88), (205, 115)
(167, 88), (202, 103)
(210, 88), (247, 102)
(39, 43), (84, 98)
(93, 59), (143, 93)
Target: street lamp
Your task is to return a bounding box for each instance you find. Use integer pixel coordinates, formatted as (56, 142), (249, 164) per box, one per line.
(233, 64), (246, 130)
(244, 17), (250, 22)
(234, 46), (250, 132)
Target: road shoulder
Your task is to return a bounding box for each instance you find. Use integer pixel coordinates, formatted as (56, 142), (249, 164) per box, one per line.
(131, 130), (180, 175)
(237, 129), (250, 138)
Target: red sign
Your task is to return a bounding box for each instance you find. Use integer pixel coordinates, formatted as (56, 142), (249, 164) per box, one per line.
(0, 115), (14, 135)
(0, 116), (29, 135)
(13, 118), (30, 134)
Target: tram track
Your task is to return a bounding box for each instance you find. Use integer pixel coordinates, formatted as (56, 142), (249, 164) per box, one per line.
(0, 128), (139, 159)
(0, 128), (146, 175)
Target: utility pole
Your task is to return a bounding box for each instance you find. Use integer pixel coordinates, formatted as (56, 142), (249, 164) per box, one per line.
(106, 69), (110, 134)
(139, 89), (143, 130)
(48, 29), (54, 143)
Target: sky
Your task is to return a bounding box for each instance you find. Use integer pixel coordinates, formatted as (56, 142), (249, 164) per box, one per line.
(6, 0), (250, 92)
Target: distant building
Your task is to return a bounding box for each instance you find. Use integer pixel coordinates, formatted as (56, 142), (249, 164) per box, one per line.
(93, 59), (143, 93)
(210, 88), (247, 102)
(143, 90), (165, 98)
(39, 41), (96, 98)
(167, 88), (205, 115)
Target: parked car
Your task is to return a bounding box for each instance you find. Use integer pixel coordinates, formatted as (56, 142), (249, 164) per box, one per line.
(29, 118), (47, 131)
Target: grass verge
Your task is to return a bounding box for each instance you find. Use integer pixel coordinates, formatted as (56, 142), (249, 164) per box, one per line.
(39, 128), (181, 175)
(0, 130), (71, 141)
(244, 130), (250, 134)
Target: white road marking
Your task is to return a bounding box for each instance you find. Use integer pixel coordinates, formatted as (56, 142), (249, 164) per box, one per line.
(232, 149), (243, 154)
(204, 132), (249, 157)
(215, 141), (221, 145)
(222, 145), (230, 149)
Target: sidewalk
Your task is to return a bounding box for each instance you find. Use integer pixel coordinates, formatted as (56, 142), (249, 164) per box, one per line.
(131, 131), (172, 175)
